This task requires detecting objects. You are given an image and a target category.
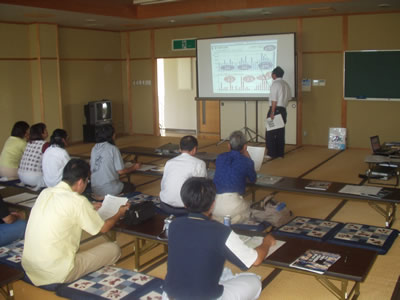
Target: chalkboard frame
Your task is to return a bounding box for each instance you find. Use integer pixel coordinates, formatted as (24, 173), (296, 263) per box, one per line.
(344, 50), (400, 101)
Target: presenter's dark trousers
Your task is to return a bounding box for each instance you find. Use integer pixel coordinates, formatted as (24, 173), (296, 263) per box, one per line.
(265, 106), (287, 158)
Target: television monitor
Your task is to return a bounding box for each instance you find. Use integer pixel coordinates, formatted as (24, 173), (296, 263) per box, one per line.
(85, 100), (112, 125)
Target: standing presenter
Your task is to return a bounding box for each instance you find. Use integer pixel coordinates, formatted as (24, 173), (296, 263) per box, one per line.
(265, 66), (292, 159)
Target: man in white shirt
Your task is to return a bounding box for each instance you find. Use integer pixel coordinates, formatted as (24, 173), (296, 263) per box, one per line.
(160, 136), (207, 215)
(266, 66), (292, 159)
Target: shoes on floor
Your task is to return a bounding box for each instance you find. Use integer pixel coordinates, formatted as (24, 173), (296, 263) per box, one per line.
(264, 155), (272, 160)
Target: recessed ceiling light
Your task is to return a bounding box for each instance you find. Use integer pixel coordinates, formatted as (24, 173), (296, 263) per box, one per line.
(168, 19), (176, 23)
(85, 19), (97, 22)
(378, 3), (391, 8)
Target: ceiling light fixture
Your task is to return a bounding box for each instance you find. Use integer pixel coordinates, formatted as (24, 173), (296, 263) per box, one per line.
(378, 3), (391, 8)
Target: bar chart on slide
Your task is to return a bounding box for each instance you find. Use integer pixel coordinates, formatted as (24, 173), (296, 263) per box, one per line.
(211, 39), (277, 94)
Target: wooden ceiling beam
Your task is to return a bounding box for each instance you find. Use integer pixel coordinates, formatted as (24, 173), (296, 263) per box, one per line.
(135, 0), (353, 18)
(0, 0), (138, 19)
(0, 0), (355, 20)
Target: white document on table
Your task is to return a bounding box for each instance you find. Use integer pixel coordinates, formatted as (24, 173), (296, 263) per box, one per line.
(339, 185), (382, 196)
(265, 114), (284, 131)
(238, 235), (286, 258)
(247, 146), (265, 171)
(4, 193), (37, 204)
(18, 198), (37, 208)
(97, 194), (128, 220)
(137, 164), (156, 171)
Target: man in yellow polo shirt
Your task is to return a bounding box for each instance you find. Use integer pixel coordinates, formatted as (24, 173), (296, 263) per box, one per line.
(22, 159), (129, 286)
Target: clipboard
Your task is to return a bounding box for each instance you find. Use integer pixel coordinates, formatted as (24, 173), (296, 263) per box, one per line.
(265, 113), (284, 131)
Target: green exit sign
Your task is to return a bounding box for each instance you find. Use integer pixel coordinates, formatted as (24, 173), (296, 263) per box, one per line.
(172, 38), (196, 51)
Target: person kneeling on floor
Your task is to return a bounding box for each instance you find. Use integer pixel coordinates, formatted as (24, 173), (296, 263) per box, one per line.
(22, 158), (129, 286)
(163, 177), (276, 300)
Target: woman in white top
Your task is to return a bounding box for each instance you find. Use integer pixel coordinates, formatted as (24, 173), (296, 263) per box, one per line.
(42, 129), (70, 187)
(18, 123), (49, 189)
(0, 121), (29, 180)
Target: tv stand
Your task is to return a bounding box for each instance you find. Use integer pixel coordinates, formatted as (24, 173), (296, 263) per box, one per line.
(83, 124), (96, 143)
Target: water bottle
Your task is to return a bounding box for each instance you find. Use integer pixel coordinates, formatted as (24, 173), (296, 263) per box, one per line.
(223, 215), (231, 226)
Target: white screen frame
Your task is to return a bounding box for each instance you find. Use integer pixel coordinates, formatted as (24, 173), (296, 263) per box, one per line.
(196, 33), (296, 100)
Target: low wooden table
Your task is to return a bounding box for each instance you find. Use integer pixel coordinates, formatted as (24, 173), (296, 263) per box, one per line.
(264, 236), (377, 300)
(251, 176), (400, 227)
(120, 146), (217, 168)
(113, 214), (168, 271)
(0, 264), (24, 300)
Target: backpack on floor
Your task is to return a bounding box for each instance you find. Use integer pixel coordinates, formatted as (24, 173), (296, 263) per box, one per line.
(250, 195), (294, 227)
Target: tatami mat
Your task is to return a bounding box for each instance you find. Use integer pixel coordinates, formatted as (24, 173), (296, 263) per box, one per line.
(11, 135), (400, 299)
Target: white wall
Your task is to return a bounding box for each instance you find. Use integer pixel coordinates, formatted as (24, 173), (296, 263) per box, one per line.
(220, 100), (297, 144)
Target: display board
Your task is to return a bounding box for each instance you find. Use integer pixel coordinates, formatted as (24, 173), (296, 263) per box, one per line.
(344, 50), (400, 101)
(196, 33), (296, 100)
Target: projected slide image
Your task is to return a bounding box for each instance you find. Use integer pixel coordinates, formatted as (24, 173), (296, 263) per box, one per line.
(210, 40), (277, 94)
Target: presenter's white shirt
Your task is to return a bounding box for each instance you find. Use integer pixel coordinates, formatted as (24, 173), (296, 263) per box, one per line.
(270, 78), (291, 107)
(160, 153), (207, 207)
(42, 145), (70, 187)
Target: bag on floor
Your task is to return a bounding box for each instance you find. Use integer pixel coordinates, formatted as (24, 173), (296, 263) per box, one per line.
(123, 201), (156, 226)
(250, 195), (294, 227)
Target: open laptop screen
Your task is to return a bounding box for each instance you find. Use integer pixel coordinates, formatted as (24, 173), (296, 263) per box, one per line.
(370, 136), (381, 152)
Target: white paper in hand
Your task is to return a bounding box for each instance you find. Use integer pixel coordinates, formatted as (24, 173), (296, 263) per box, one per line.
(247, 146), (265, 171)
(97, 194), (128, 220)
(265, 113), (284, 131)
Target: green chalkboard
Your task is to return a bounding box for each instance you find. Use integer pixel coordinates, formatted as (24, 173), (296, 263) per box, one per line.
(344, 50), (400, 100)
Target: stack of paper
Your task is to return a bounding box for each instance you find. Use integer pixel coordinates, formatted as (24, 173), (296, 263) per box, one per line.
(97, 195), (128, 220)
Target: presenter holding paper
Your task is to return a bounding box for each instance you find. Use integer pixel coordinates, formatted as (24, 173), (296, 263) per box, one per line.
(265, 66), (291, 159)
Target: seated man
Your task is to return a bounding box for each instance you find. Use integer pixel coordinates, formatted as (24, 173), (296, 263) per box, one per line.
(159, 135), (207, 215)
(22, 159), (129, 286)
(163, 177), (275, 300)
(0, 195), (26, 246)
(213, 130), (257, 224)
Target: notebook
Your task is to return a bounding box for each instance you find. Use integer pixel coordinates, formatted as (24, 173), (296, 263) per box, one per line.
(370, 136), (397, 156)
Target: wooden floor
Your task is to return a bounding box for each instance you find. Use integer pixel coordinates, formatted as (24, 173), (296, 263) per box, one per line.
(12, 135), (400, 300)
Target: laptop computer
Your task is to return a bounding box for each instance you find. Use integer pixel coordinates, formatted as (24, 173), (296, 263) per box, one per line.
(370, 135), (397, 156)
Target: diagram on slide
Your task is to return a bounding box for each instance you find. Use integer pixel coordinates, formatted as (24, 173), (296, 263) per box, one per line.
(210, 40), (277, 94)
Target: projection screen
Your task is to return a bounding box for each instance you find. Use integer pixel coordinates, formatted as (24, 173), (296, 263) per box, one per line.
(196, 33), (296, 100)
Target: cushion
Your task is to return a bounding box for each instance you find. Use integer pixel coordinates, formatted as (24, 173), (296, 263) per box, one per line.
(0, 239), (24, 269)
(0, 240), (59, 291)
(327, 223), (398, 254)
(0, 178), (21, 186)
(126, 192), (161, 206)
(56, 266), (163, 300)
(273, 216), (343, 241)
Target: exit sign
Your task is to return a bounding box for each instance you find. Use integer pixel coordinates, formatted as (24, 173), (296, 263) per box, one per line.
(172, 38), (196, 51)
